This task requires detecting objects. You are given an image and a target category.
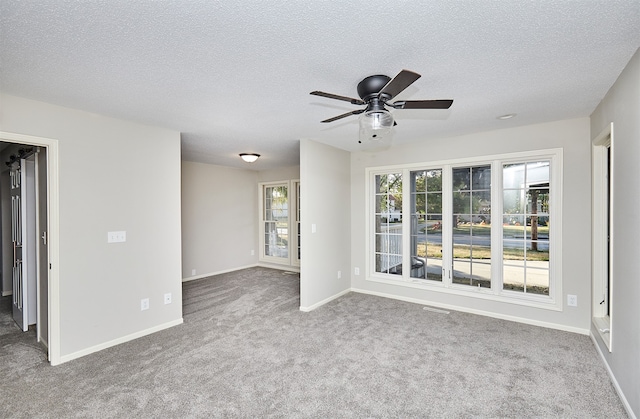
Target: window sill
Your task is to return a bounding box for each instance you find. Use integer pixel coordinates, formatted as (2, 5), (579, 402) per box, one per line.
(367, 274), (561, 311)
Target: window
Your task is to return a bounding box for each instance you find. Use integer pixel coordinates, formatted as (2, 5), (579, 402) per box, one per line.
(262, 183), (289, 260)
(452, 165), (492, 288)
(374, 173), (403, 275)
(502, 162), (550, 295)
(367, 149), (562, 309)
(410, 169), (443, 281)
(259, 180), (300, 267)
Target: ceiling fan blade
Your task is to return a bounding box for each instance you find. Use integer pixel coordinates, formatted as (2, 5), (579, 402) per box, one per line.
(378, 70), (421, 100)
(393, 99), (453, 109)
(321, 108), (365, 123)
(310, 91), (365, 105)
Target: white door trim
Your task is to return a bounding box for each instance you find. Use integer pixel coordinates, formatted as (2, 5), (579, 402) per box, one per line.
(0, 131), (60, 365)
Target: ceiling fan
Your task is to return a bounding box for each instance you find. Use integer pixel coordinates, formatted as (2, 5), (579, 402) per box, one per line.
(310, 69), (453, 125)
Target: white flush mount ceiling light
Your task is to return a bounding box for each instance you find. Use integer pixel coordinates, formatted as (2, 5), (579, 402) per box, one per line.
(239, 153), (260, 163)
(497, 113), (517, 120)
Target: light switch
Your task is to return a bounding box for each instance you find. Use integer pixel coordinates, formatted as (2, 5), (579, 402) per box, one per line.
(311, 224), (317, 233)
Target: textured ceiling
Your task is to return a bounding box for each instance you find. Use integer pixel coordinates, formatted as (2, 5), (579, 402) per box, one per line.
(1, 1), (639, 170)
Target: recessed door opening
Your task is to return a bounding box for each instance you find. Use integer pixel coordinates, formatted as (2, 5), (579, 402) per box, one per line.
(592, 123), (613, 351)
(0, 132), (58, 364)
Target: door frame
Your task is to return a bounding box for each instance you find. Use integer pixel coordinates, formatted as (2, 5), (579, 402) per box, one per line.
(591, 122), (613, 352)
(0, 131), (60, 365)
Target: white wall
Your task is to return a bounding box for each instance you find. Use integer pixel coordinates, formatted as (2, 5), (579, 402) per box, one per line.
(181, 161), (258, 279)
(300, 139), (350, 310)
(257, 165), (300, 183)
(590, 48), (640, 417)
(0, 94), (183, 362)
(351, 118), (592, 332)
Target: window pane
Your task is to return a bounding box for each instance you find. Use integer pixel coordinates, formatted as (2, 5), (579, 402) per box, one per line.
(528, 188), (549, 214)
(376, 174), (389, 193)
(471, 225), (491, 249)
(471, 166), (491, 190)
(453, 191), (470, 214)
(503, 163), (525, 189)
(452, 259), (471, 285)
(452, 167), (470, 190)
(527, 266), (549, 295)
(426, 233), (443, 281)
(427, 193), (442, 214)
(265, 222), (289, 258)
(413, 193), (426, 213)
(473, 261), (491, 287)
(426, 169), (442, 192)
(503, 190), (524, 214)
(503, 223), (525, 240)
(527, 161), (550, 184)
(503, 239), (524, 260)
(375, 215), (389, 233)
(472, 190), (491, 214)
(412, 170), (426, 192)
(503, 265), (525, 292)
(527, 240), (549, 262)
(375, 194), (389, 212)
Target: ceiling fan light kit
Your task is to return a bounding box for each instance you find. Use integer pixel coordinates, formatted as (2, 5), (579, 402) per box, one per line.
(239, 153), (260, 163)
(311, 69), (453, 146)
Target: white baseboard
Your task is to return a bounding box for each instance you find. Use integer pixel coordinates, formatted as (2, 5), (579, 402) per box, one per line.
(257, 262), (300, 273)
(57, 318), (183, 365)
(182, 264), (258, 282)
(300, 288), (350, 312)
(2, 290), (13, 297)
(350, 287), (590, 335)
(590, 333), (637, 419)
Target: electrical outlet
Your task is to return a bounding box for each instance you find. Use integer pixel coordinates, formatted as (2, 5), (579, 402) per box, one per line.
(107, 231), (126, 243)
(164, 293), (172, 305)
(567, 294), (578, 307)
(337, 270), (342, 279)
(354, 267), (360, 275)
(191, 269), (196, 276)
(251, 249), (255, 256)
(141, 298), (149, 311)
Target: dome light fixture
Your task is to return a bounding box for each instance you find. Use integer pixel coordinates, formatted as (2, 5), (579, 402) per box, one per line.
(497, 113), (517, 120)
(358, 107), (394, 145)
(239, 153), (260, 163)
(358, 109), (394, 151)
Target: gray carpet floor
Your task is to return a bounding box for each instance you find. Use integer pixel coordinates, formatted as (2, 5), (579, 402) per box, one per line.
(0, 266), (628, 418)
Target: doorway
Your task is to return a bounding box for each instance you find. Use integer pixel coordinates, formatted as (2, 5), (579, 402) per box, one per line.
(592, 122), (613, 351)
(0, 131), (60, 364)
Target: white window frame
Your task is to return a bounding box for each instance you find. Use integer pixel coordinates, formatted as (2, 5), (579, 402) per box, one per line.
(591, 123), (613, 351)
(365, 148), (563, 311)
(259, 180), (300, 267)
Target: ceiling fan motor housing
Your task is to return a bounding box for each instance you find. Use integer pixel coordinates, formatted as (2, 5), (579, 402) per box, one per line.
(357, 75), (391, 101)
